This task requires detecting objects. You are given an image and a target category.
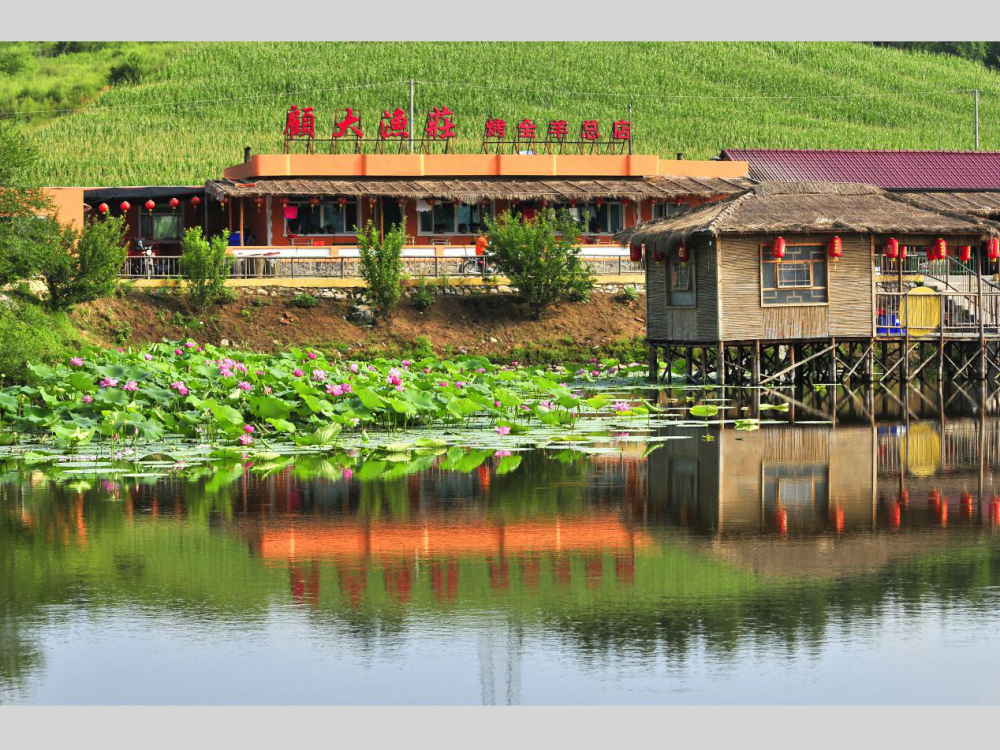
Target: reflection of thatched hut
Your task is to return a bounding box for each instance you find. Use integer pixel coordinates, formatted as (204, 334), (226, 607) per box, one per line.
(617, 181), (1000, 382)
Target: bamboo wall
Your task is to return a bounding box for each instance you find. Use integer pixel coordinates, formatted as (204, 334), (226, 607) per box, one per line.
(645, 239), (719, 342)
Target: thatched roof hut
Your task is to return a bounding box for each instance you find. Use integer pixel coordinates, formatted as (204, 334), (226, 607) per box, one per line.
(616, 181), (1000, 251)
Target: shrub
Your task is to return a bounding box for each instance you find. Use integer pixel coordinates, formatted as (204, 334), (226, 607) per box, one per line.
(0, 298), (84, 385)
(32, 215), (129, 311)
(179, 227), (232, 311)
(115, 280), (135, 298)
(484, 208), (595, 320)
(618, 285), (639, 302)
(407, 335), (434, 359)
(108, 53), (144, 86)
(356, 219), (406, 321)
(216, 286), (238, 305)
(411, 277), (436, 312)
(291, 292), (318, 308)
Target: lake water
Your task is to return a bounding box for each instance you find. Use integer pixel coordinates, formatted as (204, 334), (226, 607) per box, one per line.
(5, 384), (1000, 705)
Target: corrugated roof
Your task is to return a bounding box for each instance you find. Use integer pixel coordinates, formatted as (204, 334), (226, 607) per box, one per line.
(721, 149), (1000, 191)
(205, 176), (753, 202)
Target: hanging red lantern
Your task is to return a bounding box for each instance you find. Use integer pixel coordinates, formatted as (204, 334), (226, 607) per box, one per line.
(426, 198), (436, 207)
(926, 245), (936, 261)
(97, 203), (109, 215)
(959, 245), (972, 262)
(308, 196), (320, 207)
(989, 237), (1000, 261)
(884, 237), (899, 260)
(677, 244), (691, 264)
(145, 199), (155, 213)
(120, 200), (131, 213)
(828, 235), (843, 261)
(900, 245), (907, 260)
(629, 245), (643, 263)
(336, 196), (349, 207)
(771, 236), (786, 262)
(169, 197), (180, 211)
(934, 238), (947, 260)
(190, 195), (201, 208)
(652, 250), (665, 263)
(594, 198), (604, 206)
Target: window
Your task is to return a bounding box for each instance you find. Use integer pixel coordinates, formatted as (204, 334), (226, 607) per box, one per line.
(418, 202), (492, 235)
(139, 210), (182, 242)
(665, 245), (695, 307)
(652, 202), (689, 220)
(553, 202), (625, 234)
(285, 200), (359, 236)
(760, 243), (828, 305)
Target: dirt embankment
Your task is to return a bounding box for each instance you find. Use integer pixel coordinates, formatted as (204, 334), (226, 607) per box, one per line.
(73, 290), (647, 359)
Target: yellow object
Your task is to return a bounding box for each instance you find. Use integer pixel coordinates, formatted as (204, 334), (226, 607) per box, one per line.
(900, 286), (940, 338)
(903, 422), (942, 478)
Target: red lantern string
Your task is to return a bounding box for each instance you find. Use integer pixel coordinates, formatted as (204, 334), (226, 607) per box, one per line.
(828, 235), (843, 261)
(771, 236), (786, 262)
(97, 203), (109, 215)
(884, 238), (899, 260)
(120, 201), (131, 213)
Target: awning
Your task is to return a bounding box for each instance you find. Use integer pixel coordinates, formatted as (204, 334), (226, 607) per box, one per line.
(83, 186), (204, 202)
(204, 176), (753, 203)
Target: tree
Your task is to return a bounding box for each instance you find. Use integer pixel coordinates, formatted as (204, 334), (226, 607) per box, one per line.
(0, 120), (53, 287)
(484, 208), (595, 320)
(179, 227), (233, 311)
(30, 214), (128, 310)
(356, 219), (405, 321)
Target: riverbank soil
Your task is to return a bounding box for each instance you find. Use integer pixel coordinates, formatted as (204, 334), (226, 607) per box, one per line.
(73, 290), (647, 361)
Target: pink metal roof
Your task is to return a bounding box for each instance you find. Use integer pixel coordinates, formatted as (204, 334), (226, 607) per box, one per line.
(722, 149), (1000, 191)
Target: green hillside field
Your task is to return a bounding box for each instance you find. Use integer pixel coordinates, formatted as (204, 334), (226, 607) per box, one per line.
(7, 41), (1000, 186)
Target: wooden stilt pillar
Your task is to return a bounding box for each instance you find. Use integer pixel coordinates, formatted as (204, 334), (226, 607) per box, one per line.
(717, 342), (726, 388)
(752, 340), (761, 387)
(666, 346), (673, 385)
(829, 338), (837, 383)
(648, 344), (658, 382)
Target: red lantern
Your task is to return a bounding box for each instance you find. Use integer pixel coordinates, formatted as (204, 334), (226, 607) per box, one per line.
(308, 197), (320, 207)
(120, 201), (130, 213)
(190, 195), (201, 207)
(959, 245), (972, 262)
(771, 236), (786, 262)
(652, 250), (665, 263)
(145, 199), (155, 213)
(629, 245), (643, 263)
(828, 235), (843, 261)
(169, 197), (180, 211)
(900, 245), (907, 260)
(336, 196), (349, 206)
(97, 203), (109, 215)
(989, 237), (1000, 261)
(426, 198), (436, 207)
(933, 238), (947, 260)
(594, 198), (604, 206)
(677, 244), (691, 263)
(884, 238), (899, 260)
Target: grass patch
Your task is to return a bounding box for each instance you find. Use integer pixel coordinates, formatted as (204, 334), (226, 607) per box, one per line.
(0, 296), (87, 385)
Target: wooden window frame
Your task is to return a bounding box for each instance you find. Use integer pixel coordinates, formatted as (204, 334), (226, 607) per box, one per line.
(665, 246), (697, 308)
(283, 199), (359, 238)
(759, 242), (829, 307)
(417, 201), (494, 236)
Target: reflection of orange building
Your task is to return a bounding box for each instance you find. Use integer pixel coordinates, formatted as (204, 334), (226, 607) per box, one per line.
(256, 514), (648, 562)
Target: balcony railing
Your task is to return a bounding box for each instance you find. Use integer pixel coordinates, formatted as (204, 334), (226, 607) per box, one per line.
(875, 290), (1000, 338)
(120, 254), (645, 280)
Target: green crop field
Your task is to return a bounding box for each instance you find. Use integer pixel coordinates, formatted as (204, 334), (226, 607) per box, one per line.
(6, 41), (1000, 186)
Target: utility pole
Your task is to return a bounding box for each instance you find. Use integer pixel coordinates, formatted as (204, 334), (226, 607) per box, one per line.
(409, 78), (415, 154)
(975, 89), (980, 150)
(628, 102), (633, 155)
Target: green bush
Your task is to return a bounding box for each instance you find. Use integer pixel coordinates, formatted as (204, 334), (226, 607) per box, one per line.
(108, 52), (143, 86)
(411, 277), (436, 312)
(216, 286), (238, 305)
(356, 219), (406, 321)
(0, 298), (84, 385)
(291, 292), (318, 308)
(179, 227), (232, 311)
(618, 285), (639, 302)
(484, 208), (595, 319)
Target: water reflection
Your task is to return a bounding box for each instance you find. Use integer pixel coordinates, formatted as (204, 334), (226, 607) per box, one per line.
(5, 386), (1000, 704)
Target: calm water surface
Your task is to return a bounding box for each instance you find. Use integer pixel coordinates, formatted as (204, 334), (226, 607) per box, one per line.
(5, 385), (1000, 704)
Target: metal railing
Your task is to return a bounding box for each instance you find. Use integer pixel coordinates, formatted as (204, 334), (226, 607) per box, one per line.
(120, 255), (644, 280)
(875, 290), (1000, 337)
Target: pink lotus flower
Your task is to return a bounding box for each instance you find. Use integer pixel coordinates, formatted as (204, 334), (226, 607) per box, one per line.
(494, 400), (502, 408)
(123, 380), (138, 392)
(184, 341), (197, 349)
(264, 386), (272, 394)
(455, 381), (466, 389)
(312, 369), (328, 381)
(341, 382), (352, 393)
(170, 381), (189, 396)
(590, 357), (599, 364)
(349, 363), (359, 373)
(143, 353), (153, 361)
(401, 359), (412, 369)
(327, 383), (344, 396)
(70, 357), (84, 367)
(237, 381), (252, 391)
(116, 347), (124, 353)
(591, 370), (599, 377)
(82, 394), (93, 404)
(342, 468), (353, 480)
(243, 424), (255, 434)
(558, 383), (567, 388)
(387, 375), (402, 386)
(494, 450), (512, 458)
(99, 378), (119, 389)
(175, 348), (184, 356)
(476, 367), (486, 373)
(422, 367), (431, 374)
(239, 433), (253, 446)
(539, 400), (554, 411)
(437, 381), (449, 388)
(307, 351), (317, 360)
(495, 425), (510, 436)
(234, 362), (248, 373)
(219, 368), (234, 378)
(510, 361), (519, 367)
(394, 383), (404, 392)
(254, 370), (264, 376)
(613, 400), (631, 413)
(292, 369), (304, 377)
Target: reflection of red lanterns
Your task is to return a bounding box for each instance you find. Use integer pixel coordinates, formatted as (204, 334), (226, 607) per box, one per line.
(629, 245), (642, 262)
(833, 505), (844, 534)
(97, 203), (109, 214)
(145, 199), (155, 213)
(120, 201), (130, 213)
(771, 236), (786, 262)
(988, 237), (1000, 261)
(992, 498), (1000, 525)
(928, 490), (941, 506)
(959, 245), (972, 262)
(884, 237), (899, 259)
(890, 502), (901, 530)
(677, 244), (691, 263)
(191, 195), (201, 208)
(777, 508), (788, 535)
(169, 197), (180, 211)
(828, 235), (843, 261)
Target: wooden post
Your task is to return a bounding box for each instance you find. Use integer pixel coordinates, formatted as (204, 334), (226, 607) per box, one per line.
(752, 340), (761, 386)
(829, 338), (837, 383)
(977, 243), (987, 380)
(239, 198), (244, 247)
(717, 343), (726, 387)
(647, 344), (658, 382)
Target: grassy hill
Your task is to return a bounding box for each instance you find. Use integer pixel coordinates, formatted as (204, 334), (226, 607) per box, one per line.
(8, 41), (1000, 186)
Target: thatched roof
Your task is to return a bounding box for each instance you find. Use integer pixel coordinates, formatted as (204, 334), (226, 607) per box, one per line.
(616, 181), (1000, 249)
(205, 176), (752, 203)
(896, 190), (1000, 219)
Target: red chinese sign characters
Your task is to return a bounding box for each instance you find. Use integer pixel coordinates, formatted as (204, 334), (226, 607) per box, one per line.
(283, 105), (316, 139)
(332, 107), (364, 139)
(380, 108), (409, 139)
(484, 117), (507, 138)
(425, 106), (457, 140)
(516, 118), (538, 139)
